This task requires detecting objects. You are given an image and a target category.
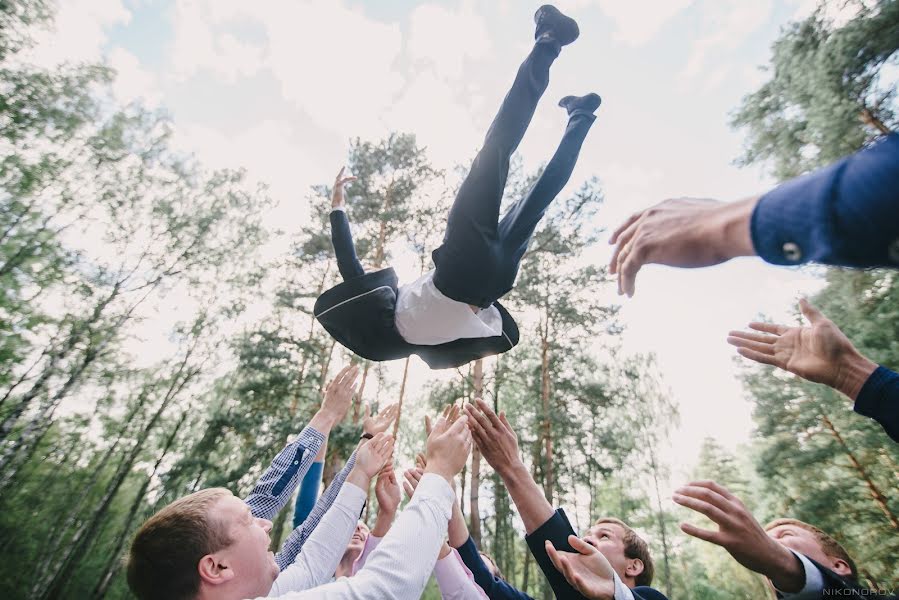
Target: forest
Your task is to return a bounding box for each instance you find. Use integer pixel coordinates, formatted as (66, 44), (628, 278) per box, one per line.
(0, 0), (896, 598)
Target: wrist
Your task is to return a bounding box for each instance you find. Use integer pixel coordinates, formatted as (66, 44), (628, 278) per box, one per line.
(371, 509), (395, 537)
(835, 351), (878, 400)
(498, 458), (529, 484)
(767, 545), (806, 593)
(346, 466), (372, 490)
(308, 409), (337, 434)
(423, 463), (456, 487)
(711, 196), (758, 260)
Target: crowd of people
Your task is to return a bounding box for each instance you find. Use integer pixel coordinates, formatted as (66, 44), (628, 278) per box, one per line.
(123, 4), (897, 599)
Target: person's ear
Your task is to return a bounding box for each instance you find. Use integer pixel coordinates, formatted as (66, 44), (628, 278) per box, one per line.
(198, 553), (235, 586)
(830, 558), (853, 578)
(625, 557), (644, 579)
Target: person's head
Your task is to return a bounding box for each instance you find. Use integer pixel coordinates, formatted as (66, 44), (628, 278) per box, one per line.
(479, 551), (505, 580)
(344, 521), (370, 559)
(127, 489), (277, 600)
(582, 517), (654, 588)
(764, 519), (857, 580)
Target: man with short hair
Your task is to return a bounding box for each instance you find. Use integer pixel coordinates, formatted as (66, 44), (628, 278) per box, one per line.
(127, 413), (473, 600)
(673, 479), (895, 599)
(464, 399), (668, 600)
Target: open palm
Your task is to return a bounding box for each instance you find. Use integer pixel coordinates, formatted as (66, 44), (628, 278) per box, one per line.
(727, 299), (856, 387)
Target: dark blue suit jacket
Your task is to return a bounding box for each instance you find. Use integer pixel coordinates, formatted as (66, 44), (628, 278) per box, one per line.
(524, 509), (669, 600)
(456, 536), (534, 600)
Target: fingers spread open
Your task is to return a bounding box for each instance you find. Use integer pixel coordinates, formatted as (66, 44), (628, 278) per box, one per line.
(799, 298), (825, 324)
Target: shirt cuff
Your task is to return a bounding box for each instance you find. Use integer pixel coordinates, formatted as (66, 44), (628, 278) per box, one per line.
(854, 365), (894, 417)
(298, 425), (327, 448)
(330, 206), (347, 213)
(612, 572), (635, 600)
(434, 548), (482, 597)
(750, 161), (841, 266)
(774, 551), (825, 599)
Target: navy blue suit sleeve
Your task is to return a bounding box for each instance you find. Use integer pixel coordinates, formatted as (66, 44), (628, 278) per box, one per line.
(855, 365), (899, 443)
(457, 536), (535, 600)
(292, 460), (323, 528)
(524, 509), (587, 600)
(751, 134), (899, 268)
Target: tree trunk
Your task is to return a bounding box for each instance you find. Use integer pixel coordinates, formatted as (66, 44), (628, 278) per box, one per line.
(268, 491), (294, 554)
(469, 359), (484, 546)
(355, 361), (371, 423)
(391, 357), (411, 438)
(540, 319), (554, 502)
(821, 415), (899, 531)
(647, 439), (673, 594)
(89, 411), (188, 599)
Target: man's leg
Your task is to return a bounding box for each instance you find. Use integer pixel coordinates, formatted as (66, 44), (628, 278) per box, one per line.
(432, 6), (579, 306)
(498, 94), (600, 256)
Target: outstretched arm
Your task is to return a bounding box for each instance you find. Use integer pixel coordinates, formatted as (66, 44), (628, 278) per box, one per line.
(728, 299), (897, 442)
(608, 133), (899, 297)
(329, 166), (365, 280)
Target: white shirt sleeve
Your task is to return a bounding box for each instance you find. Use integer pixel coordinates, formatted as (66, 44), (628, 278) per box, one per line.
(267, 482), (366, 597)
(774, 551), (826, 599)
(612, 572), (635, 600)
(258, 473), (454, 600)
(330, 206), (347, 213)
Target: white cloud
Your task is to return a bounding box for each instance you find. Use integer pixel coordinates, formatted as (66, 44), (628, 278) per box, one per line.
(680, 0), (774, 84)
(168, 0), (265, 83)
(108, 47), (162, 106)
(407, 2), (492, 79)
(23, 0), (130, 66)
(264, 0), (404, 141)
(594, 0), (695, 46)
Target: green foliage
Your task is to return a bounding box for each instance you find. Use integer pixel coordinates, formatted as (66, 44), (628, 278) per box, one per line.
(732, 0), (898, 179)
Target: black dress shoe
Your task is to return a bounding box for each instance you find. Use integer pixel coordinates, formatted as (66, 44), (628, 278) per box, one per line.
(558, 93), (602, 115)
(534, 5), (579, 46)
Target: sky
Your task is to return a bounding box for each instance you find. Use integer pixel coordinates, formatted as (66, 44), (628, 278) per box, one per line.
(24, 0), (832, 480)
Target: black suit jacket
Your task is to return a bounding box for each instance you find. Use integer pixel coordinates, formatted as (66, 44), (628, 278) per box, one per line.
(789, 557), (898, 599)
(524, 509), (669, 600)
(314, 268), (519, 369)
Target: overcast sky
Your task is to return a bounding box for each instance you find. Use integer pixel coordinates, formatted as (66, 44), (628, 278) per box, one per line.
(25, 0), (833, 479)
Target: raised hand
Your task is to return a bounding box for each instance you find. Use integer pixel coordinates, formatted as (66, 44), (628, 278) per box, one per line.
(320, 365), (359, 426)
(727, 299), (877, 399)
(375, 465), (401, 516)
(350, 432), (395, 484)
(331, 166), (358, 209)
(363, 402), (400, 437)
(672, 480), (805, 593)
(402, 467), (423, 499)
(371, 464), (401, 537)
(464, 398), (521, 476)
(424, 412), (472, 484)
(608, 196), (757, 297)
(546, 535), (616, 600)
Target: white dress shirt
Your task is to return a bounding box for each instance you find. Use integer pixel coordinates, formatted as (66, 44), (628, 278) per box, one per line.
(395, 270), (502, 346)
(257, 473), (455, 600)
(267, 482), (367, 596)
(774, 551), (826, 599)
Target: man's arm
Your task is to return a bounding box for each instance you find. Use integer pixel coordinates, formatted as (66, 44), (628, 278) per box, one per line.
(434, 546), (489, 600)
(607, 133), (899, 296)
(246, 366), (358, 521)
(259, 411), (473, 600)
(268, 432), (394, 596)
(465, 400), (586, 599)
(727, 299), (897, 442)
(261, 474), (455, 600)
(456, 536), (535, 600)
(275, 402), (400, 570)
